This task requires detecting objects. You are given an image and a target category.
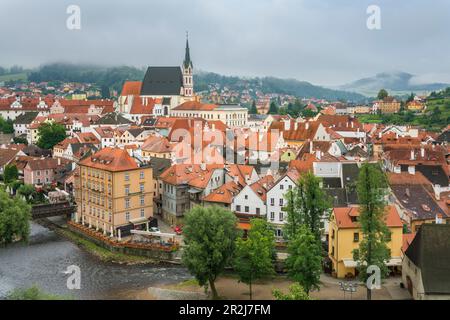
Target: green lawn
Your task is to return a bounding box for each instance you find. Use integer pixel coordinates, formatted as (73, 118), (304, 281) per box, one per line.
(0, 72), (28, 82)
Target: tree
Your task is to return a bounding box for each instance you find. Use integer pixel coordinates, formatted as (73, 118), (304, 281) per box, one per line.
(101, 84), (111, 99)
(182, 205), (239, 299)
(36, 122), (67, 150)
(17, 184), (36, 203)
(4, 164), (18, 183)
(352, 163), (390, 300)
(377, 89), (388, 100)
(249, 100), (258, 114)
(283, 171), (331, 241)
(234, 219), (275, 299)
(285, 225), (322, 295)
(7, 285), (68, 300)
(268, 101), (279, 115)
(273, 284), (311, 300)
(13, 136), (28, 145)
(0, 188), (31, 246)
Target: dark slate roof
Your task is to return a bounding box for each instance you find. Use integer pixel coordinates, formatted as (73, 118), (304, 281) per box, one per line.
(141, 117), (158, 127)
(140, 67), (183, 96)
(14, 111), (39, 124)
(435, 130), (450, 143)
(148, 157), (172, 179)
(325, 188), (347, 207)
(345, 146), (368, 158)
(127, 128), (145, 138)
(162, 97), (171, 105)
(405, 224), (450, 295)
(416, 165), (449, 187)
(23, 144), (52, 157)
(70, 143), (97, 155)
(391, 184), (447, 220)
(96, 112), (133, 125)
(323, 177), (342, 188)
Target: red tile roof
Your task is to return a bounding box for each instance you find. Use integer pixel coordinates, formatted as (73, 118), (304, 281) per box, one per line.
(78, 147), (139, 172)
(121, 81), (142, 96)
(333, 205), (403, 229)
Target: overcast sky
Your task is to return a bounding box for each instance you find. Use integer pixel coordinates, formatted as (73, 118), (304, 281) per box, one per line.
(1, 0), (450, 86)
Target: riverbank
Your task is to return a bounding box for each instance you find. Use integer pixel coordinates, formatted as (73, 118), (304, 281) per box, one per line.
(37, 218), (175, 266)
(118, 274), (409, 300)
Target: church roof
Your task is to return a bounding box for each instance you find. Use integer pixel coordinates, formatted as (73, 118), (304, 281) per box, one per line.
(140, 66), (183, 96)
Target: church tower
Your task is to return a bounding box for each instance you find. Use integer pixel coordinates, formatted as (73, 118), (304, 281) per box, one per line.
(182, 32), (194, 97)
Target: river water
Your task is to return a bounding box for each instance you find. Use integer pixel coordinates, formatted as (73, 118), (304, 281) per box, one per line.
(0, 221), (192, 299)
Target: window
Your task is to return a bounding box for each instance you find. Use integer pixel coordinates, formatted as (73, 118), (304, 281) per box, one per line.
(125, 185), (130, 196)
(125, 198), (130, 209)
(270, 198), (275, 206)
(140, 171), (145, 179)
(236, 205), (241, 212)
(256, 208), (260, 215)
(280, 184), (284, 190)
(244, 195), (248, 200)
(140, 195), (145, 206)
(245, 206), (249, 213)
(279, 212), (284, 222)
(279, 199), (284, 206)
(125, 212), (130, 221)
(125, 173), (130, 181)
(140, 183), (145, 193)
(276, 229), (283, 238)
(353, 232), (359, 242)
(140, 208), (145, 218)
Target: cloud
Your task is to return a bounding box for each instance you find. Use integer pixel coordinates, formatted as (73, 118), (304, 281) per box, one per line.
(0, 0), (449, 85)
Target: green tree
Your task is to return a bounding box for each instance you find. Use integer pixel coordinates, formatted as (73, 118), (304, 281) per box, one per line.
(234, 219), (275, 300)
(273, 283), (311, 300)
(352, 163), (390, 300)
(0, 188), (31, 246)
(36, 122), (67, 150)
(13, 136), (28, 145)
(250, 100), (258, 114)
(182, 205), (239, 299)
(285, 225), (322, 295)
(17, 184), (36, 203)
(4, 164), (18, 183)
(268, 101), (279, 115)
(101, 84), (111, 99)
(7, 285), (69, 300)
(283, 171), (331, 241)
(377, 89), (388, 100)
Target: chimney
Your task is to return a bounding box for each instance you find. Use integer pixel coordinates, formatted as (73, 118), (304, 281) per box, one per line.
(309, 141), (313, 154)
(436, 214), (443, 224)
(305, 122), (309, 130)
(420, 147), (425, 158)
(410, 150), (415, 161)
(294, 122), (298, 130)
(57, 157), (61, 166)
(316, 150), (321, 160)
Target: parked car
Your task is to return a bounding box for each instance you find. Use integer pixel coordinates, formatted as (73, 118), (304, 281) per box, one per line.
(149, 227), (161, 233)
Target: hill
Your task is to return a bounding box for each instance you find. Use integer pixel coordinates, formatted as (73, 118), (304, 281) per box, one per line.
(338, 71), (449, 97)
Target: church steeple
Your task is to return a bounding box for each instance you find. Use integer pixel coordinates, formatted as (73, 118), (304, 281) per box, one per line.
(182, 32), (194, 97)
(183, 31), (193, 69)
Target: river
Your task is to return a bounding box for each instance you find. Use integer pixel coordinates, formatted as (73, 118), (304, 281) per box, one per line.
(0, 220), (192, 299)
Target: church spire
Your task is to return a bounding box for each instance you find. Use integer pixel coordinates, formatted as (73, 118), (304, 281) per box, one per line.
(184, 31), (193, 69)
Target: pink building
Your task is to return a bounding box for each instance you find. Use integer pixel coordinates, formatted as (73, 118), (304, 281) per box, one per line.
(24, 158), (61, 185)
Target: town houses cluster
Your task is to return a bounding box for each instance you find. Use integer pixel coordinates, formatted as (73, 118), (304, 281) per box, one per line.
(0, 38), (449, 300)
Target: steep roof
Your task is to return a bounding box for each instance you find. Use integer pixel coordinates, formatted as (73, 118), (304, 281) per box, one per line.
(202, 181), (241, 204)
(140, 67), (183, 96)
(121, 81), (142, 96)
(147, 157), (172, 179)
(405, 224), (450, 295)
(160, 164), (223, 189)
(141, 136), (174, 153)
(96, 112), (133, 125)
(172, 101), (217, 111)
(14, 111), (39, 124)
(332, 205), (403, 229)
(78, 147), (139, 172)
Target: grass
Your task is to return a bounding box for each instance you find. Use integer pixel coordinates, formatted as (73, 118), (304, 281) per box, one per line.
(0, 72), (28, 82)
(56, 227), (159, 265)
(7, 285), (72, 300)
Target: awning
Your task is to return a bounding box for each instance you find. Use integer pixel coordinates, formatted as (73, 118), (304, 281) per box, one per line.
(237, 222), (251, 230)
(129, 217), (149, 225)
(342, 258), (402, 268)
(188, 188), (202, 194)
(386, 257), (402, 266)
(342, 259), (357, 268)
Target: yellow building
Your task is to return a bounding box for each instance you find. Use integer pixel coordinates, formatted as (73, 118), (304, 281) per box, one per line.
(377, 97), (401, 114)
(74, 147), (153, 238)
(280, 148), (298, 162)
(328, 206), (403, 278)
(406, 100), (425, 112)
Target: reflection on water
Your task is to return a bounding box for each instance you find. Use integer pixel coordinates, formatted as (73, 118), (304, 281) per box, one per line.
(0, 221), (191, 299)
